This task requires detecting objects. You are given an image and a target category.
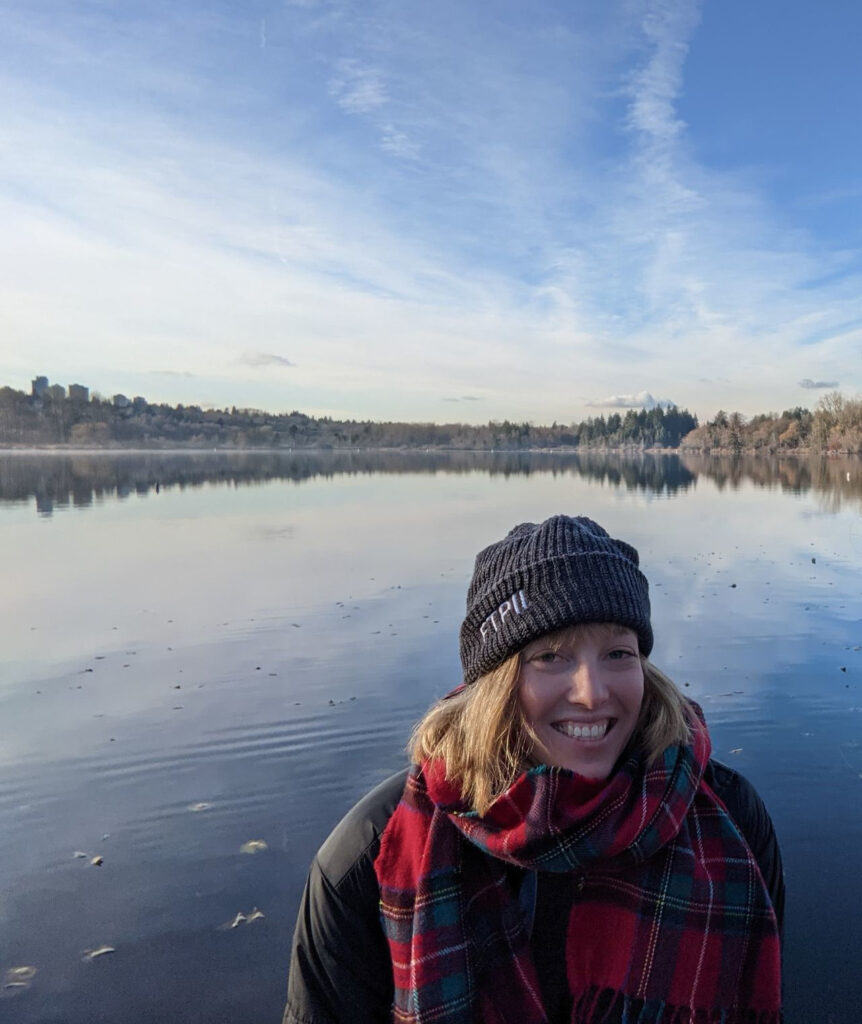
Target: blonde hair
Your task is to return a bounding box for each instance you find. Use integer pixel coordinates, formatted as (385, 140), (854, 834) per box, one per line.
(409, 623), (691, 815)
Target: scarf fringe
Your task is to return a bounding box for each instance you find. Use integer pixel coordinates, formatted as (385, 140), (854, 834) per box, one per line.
(573, 986), (781, 1024)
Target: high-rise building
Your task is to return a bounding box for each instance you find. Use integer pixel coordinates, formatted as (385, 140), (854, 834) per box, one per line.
(31, 376), (49, 398)
(48, 383), (66, 401)
(68, 384), (89, 402)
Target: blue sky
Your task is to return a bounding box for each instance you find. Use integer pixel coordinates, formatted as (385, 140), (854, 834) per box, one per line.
(2, 0), (860, 423)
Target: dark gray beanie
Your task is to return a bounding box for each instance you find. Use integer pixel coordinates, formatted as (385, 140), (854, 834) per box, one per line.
(459, 515), (652, 684)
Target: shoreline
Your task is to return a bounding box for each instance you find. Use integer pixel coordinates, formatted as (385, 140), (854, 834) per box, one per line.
(0, 444), (859, 457)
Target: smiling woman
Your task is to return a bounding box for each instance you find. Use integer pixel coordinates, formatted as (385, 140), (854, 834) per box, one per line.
(285, 515), (784, 1024)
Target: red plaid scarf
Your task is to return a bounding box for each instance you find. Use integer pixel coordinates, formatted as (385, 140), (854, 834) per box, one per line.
(375, 712), (781, 1023)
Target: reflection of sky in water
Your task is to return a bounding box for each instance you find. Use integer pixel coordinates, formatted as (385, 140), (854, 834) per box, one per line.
(1, 454), (861, 1023)
(4, 463), (860, 686)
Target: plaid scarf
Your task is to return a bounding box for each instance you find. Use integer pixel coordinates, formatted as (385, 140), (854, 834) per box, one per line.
(374, 712), (781, 1024)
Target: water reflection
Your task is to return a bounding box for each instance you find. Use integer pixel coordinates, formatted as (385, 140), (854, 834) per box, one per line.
(681, 453), (862, 506)
(2, 449), (861, 517)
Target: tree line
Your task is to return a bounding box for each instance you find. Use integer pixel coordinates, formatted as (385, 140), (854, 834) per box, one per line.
(680, 394), (862, 454)
(0, 386), (697, 450)
(3, 383), (861, 453)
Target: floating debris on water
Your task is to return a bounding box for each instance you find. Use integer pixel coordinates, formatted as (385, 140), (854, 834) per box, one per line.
(82, 946), (115, 961)
(239, 839), (268, 855)
(90, 856), (104, 867)
(3, 965), (37, 991)
(188, 802), (211, 813)
(222, 907), (265, 930)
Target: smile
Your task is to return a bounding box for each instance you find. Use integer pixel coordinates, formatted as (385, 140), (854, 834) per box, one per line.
(551, 719), (612, 740)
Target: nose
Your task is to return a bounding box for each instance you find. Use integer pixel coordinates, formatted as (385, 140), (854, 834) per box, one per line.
(565, 659), (608, 707)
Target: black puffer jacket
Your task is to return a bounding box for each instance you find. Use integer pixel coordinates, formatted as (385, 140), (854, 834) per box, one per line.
(285, 762), (784, 1024)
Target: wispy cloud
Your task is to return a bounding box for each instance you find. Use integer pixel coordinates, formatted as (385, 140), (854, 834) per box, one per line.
(380, 124), (420, 160)
(329, 59), (387, 115)
(626, 1), (702, 141)
(588, 392), (674, 410)
(237, 352), (296, 369)
(799, 378), (839, 389)
(442, 395), (483, 403)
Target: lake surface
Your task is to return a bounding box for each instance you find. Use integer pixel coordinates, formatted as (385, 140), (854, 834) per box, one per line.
(1, 450), (861, 1023)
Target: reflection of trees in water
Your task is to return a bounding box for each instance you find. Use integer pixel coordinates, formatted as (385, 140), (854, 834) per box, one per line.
(678, 454), (862, 512)
(2, 450), (860, 516)
(0, 451), (697, 515)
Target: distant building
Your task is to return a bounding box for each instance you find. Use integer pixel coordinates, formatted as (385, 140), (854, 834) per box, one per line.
(68, 383), (89, 402)
(31, 376), (49, 398)
(48, 383), (66, 401)
(112, 393), (131, 409)
(132, 395), (148, 411)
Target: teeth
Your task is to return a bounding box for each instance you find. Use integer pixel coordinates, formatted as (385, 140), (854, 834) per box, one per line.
(554, 720), (608, 739)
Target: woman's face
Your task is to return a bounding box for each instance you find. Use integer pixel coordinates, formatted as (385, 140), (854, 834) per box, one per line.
(517, 623), (644, 779)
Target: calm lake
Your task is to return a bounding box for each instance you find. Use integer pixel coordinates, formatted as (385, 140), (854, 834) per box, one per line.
(2, 450), (861, 1024)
